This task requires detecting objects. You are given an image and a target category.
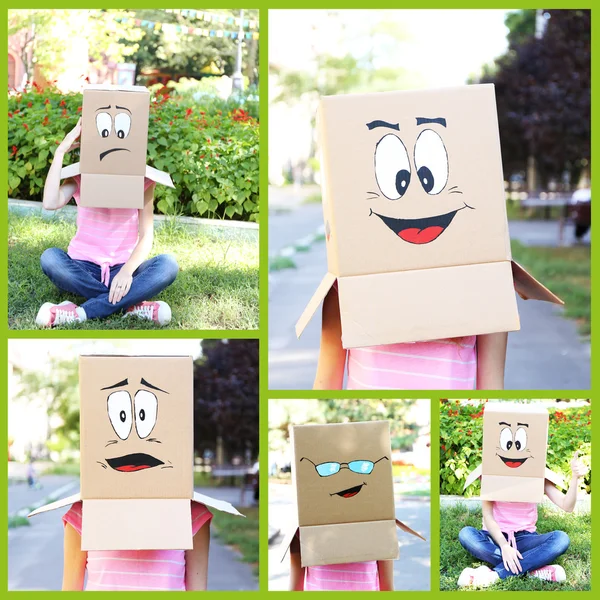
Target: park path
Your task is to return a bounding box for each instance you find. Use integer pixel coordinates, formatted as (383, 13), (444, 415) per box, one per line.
(8, 475), (257, 591)
(268, 187), (590, 390)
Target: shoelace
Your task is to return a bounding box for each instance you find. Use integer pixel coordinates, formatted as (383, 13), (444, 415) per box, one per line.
(131, 303), (155, 320)
(533, 568), (553, 580)
(53, 307), (78, 325)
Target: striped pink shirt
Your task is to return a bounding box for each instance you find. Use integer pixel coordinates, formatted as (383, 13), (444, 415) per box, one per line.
(67, 175), (153, 286)
(484, 501), (538, 548)
(63, 501), (212, 591)
(305, 561), (379, 591)
(346, 336), (477, 390)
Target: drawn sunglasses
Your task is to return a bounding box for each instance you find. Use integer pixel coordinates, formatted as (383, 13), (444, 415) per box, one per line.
(300, 456), (388, 477)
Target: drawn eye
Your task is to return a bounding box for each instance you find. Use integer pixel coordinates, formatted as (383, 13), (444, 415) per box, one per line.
(96, 112), (112, 138)
(114, 113), (131, 139)
(107, 390), (132, 440)
(414, 129), (448, 194)
(499, 427), (513, 451)
(514, 427), (527, 452)
(374, 134), (411, 200)
(134, 390), (158, 439)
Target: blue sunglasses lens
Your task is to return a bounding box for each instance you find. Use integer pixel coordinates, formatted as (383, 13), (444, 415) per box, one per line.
(348, 460), (374, 474)
(316, 462), (340, 477)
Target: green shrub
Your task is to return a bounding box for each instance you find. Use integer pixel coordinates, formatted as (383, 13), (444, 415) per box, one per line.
(8, 83), (259, 222)
(439, 400), (591, 496)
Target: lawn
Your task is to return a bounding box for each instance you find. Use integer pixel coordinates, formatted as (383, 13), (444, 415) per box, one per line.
(8, 212), (259, 330)
(211, 506), (259, 577)
(511, 239), (590, 335)
(439, 502), (591, 591)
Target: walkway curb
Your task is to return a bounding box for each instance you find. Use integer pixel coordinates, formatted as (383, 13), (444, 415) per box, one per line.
(11, 480), (79, 519)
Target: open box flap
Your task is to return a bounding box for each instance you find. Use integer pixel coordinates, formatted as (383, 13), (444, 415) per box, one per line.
(396, 518), (426, 541)
(28, 492), (81, 518)
(146, 165), (175, 188)
(192, 491), (244, 517)
(60, 162), (81, 180)
(463, 464), (482, 491)
(278, 522), (300, 563)
(295, 272), (337, 338)
(512, 261), (564, 305)
(545, 467), (566, 489)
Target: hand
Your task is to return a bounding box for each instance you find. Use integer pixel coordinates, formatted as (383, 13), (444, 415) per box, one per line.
(57, 118), (82, 154)
(570, 451), (588, 479)
(109, 269), (133, 304)
(501, 544), (523, 575)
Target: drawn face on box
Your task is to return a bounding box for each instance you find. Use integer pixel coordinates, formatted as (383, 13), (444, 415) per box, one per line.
(323, 86), (509, 275)
(294, 421), (395, 526)
(80, 357), (192, 499)
(80, 89), (149, 176)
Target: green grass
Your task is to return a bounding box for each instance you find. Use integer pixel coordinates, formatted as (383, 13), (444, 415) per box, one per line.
(211, 506), (259, 577)
(269, 255), (296, 271)
(510, 239), (590, 335)
(8, 515), (30, 529)
(440, 503), (591, 591)
(8, 212), (258, 330)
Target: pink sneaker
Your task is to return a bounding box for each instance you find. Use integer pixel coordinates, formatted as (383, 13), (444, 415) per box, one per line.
(36, 301), (87, 328)
(124, 301), (171, 325)
(529, 565), (566, 582)
(457, 565), (499, 588)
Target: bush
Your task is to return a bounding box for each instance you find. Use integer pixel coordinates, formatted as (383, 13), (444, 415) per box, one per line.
(439, 400), (591, 496)
(8, 83), (259, 222)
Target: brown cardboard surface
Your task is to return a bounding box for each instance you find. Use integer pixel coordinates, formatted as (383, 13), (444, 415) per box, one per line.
(338, 261), (520, 348)
(292, 421), (395, 527)
(82, 499), (192, 551)
(80, 355), (193, 500)
(295, 272), (337, 339)
(512, 262), (564, 305)
(146, 165), (175, 188)
(300, 521), (399, 567)
(481, 475), (545, 503)
(79, 173), (145, 209)
(28, 492), (81, 517)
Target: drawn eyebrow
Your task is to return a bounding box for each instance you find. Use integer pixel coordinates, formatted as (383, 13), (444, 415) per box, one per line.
(499, 421), (511, 426)
(416, 117), (447, 127)
(140, 377), (168, 394)
(101, 378), (128, 390)
(96, 105), (111, 111)
(366, 120), (400, 131)
(517, 422), (529, 427)
(116, 105), (131, 113)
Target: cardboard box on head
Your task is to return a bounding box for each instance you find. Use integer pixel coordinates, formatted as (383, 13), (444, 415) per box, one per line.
(29, 355), (243, 551)
(60, 85), (174, 209)
(279, 421), (425, 567)
(296, 84), (563, 349)
(463, 402), (564, 503)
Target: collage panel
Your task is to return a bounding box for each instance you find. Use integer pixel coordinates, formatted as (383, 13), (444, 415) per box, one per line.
(439, 399), (591, 591)
(268, 398), (431, 591)
(8, 339), (259, 590)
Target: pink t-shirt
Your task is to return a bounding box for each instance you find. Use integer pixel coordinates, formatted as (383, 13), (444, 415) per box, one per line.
(67, 175), (153, 286)
(346, 336), (477, 390)
(305, 561), (379, 591)
(483, 501), (538, 548)
(63, 501), (212, 591)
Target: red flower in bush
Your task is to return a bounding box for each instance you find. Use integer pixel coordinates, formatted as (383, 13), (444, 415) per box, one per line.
(60, 99), (66, 107)
(11, 145), (18, 157)
(185, 108), (193, 118)
(62, 108), (68, 117)
(77, 106), (82, 112)
(8, 111), (13, 118)
(44, 98), (50, 105)
(42, 116), (50, 126)
(27, 102), (32, 108)
(23, 123), (29, 131)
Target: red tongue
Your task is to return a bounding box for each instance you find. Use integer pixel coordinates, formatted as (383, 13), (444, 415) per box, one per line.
(116, 465), (150, 472)
(399, 226), (444, 244)
(505, 461), (523, 469)
(343, 491), (359, 498)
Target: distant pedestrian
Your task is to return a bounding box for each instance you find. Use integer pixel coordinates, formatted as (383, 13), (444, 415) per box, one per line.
(27, 457), (41, 490)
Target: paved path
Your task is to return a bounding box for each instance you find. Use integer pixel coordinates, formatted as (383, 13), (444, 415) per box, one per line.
(268, 482), (430, 590)
(268, 193), (590, 390)
(8, 477), (257, 590)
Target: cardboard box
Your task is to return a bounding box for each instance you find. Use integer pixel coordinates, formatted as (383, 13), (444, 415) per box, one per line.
(29, 355), (243, 551)
(296, 85), (562, 349)
(464, 402), (564, 503)
(60, 85), (174, 208)
(279, 421), (424, 567)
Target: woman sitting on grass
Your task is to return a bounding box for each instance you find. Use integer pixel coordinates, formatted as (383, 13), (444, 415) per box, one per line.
(457, 452), (587, 587)
(36, 118), (177, 327)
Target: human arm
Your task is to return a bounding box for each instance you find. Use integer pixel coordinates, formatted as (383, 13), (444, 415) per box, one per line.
(108, 182), (155, 304)
(476, 332), (508, 390)
(481, 500), (522, 574)
(289, 533), (305, 591)
(313, 286), (347, 389)
(43, 118), (81, 210)
(62, 522), (87, 591)
(185, 521), (210, 590)
(544, 451), (588, 513)
(377, 560), (394, 591)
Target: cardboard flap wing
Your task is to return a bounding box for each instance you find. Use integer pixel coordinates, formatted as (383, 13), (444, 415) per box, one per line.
(545, 467), (566, 489)
(278, 523), (300, 563)
(463, 464), (483, 491)
(146, 165), (175, 188)
(295, 272), (337, 338)
(512, 262), (564, 305)
(192, 491), (244, 517)
(28, 492), (81, 518)
(395, 518), (427, 541)
(60, 162), (81, 180)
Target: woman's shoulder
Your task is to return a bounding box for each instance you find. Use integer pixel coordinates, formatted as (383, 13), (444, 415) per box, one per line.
(62, 501), (83, 534)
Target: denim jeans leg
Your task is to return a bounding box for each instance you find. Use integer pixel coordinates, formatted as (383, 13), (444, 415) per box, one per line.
(511, 531), (570, 574)
(458, 527), (504, 567)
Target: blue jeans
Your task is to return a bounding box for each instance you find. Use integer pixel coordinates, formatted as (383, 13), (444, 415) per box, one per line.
(458, 526), (570, 579)
(40, 248), (178, 320)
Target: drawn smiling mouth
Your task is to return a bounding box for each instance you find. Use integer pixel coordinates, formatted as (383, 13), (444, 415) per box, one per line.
(499, 455), (529, 469)
(106, 453), (164, 472)
(330, 484), (365, 498)
(372, 209), (460, 244)
(99, 148), (131, 161)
